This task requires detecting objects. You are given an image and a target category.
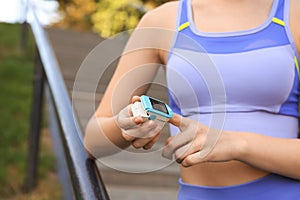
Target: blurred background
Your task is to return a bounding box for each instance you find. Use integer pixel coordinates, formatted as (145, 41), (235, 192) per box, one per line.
(0, 0), (175, 199)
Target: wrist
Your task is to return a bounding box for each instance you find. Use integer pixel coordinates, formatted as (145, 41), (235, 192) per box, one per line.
(230, 131), (248, 161)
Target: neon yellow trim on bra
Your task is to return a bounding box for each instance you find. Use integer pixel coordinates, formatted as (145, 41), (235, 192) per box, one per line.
(294, 56), (300, 80)
(178, 22), (190, 31)
(272, 17), (285, 26)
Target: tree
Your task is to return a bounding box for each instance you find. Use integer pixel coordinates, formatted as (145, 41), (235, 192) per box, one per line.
(92, 0), (174, 38)
(54, 0), (173, 36)
(92, 0), (143, 38)
(54, 0), (96, 31)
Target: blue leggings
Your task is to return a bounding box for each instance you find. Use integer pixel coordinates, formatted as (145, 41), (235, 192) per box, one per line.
(178, 174), (300, 200)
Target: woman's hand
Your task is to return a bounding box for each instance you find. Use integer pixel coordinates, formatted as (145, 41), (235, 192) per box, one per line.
(162, 113), (243, 167)
(116, 96), (162, 150)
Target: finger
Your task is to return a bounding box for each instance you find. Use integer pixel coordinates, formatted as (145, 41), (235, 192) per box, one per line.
(118, 106), (145, 129)
(125, 120), (160, 139)
(131, 131), (160, 149)
(143, 132), (161, 150)
(121, 131), (136, 142)
(132, 138), (152, 149)
(118, 116), (140, 130)
(117, 105), (140, 129)
(168, 113), (183, 127)
(164, 135), (176, 146)
(162, 131), (194, 159)
(162, 134), (183, 159)
(181, 151), (207, 167)
(174, 142), (200, 164)
(161, 136), (176, 159)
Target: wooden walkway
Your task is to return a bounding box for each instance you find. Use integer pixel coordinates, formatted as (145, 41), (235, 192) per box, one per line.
(46, 27), (179, 200)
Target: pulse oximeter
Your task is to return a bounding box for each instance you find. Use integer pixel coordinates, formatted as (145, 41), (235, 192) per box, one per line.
(131, 95), (173, 128)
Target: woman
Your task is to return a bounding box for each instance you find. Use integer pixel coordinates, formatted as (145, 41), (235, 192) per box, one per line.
(84, 0), (300, 199)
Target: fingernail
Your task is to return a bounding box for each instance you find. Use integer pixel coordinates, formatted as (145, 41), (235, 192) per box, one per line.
(181, 162), (191, 168)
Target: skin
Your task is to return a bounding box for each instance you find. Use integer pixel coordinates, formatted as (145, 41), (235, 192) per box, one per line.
(84, 0), (300, 186)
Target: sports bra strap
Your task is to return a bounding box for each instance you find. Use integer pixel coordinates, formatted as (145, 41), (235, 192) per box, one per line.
(177, 0), (189, 32)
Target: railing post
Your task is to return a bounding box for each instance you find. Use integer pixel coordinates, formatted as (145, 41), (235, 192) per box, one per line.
(86, 158), (110, 200)
(45, 84), (75, 200)
(27, 3), (110, 198)
(23, 47), (45, 192)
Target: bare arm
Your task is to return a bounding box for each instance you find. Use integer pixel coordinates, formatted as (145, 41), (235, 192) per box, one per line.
(290, 0), (300, 57)
(232, 132), (300, 179)
(84, 3), (177, 158)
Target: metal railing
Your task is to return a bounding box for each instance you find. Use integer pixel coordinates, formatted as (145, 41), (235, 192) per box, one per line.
(23, 3), (109, 200)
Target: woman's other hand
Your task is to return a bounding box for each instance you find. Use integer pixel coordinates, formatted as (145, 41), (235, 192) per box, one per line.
(162, 113), (244, 167)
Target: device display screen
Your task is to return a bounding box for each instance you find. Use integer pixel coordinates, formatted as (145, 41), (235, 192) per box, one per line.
(150, 98), (169, 114)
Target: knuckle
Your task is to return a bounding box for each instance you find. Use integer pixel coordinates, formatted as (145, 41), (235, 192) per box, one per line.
(184, 156), (194, 166)
(175, 151), (184, 161)
(174, 153), (180, 161)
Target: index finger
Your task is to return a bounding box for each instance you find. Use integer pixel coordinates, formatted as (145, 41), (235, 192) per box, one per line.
(168, 113), (182, 127)
(162, 130), (193, 159)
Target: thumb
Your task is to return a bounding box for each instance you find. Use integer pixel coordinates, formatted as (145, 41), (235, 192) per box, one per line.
(168, 113), (183, 128)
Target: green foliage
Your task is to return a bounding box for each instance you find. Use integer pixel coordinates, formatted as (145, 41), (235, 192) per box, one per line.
(141, 0), (173, 7)
(92, 0), (146, 38)
(0, 24), (34, 196)
(55, 0), (173, 37)
(91, 0), (174, 38)
(0, 23), (61, 199)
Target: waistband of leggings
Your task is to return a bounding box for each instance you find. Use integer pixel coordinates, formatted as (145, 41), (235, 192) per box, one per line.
(178, 173), (300, 199)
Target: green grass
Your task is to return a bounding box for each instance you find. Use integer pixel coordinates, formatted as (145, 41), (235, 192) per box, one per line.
(0, 23), (62, 199)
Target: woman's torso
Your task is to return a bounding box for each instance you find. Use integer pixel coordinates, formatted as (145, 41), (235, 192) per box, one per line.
(154, 0), (300, 186)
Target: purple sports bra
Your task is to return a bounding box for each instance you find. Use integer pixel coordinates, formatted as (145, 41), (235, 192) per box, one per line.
(166, 0), (300, 138)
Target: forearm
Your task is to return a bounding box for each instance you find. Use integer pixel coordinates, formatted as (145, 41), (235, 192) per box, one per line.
(235, 131), (300, 180)
(84, 115), (130, 158)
